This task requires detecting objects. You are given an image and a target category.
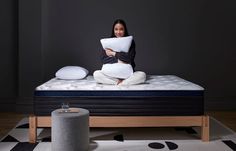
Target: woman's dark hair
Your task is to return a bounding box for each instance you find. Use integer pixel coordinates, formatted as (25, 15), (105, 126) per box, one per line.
(111, 19), (129, 37)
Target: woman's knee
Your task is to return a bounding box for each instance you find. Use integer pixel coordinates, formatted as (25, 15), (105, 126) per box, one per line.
(134, 71), (146, 81)
(93, 70), (102, 78)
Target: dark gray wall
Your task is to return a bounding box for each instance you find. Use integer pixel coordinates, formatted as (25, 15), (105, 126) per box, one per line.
(41, 0), (236, 110)
(18, 0), (43, 111)
(0, 0), (18, 111)
(1, 0), (236, 112)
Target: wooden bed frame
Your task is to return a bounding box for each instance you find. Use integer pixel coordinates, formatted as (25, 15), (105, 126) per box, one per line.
(29, 115), (209, 143)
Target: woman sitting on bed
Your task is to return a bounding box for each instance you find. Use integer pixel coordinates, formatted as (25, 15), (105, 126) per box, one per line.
(93, 19), (146, 85)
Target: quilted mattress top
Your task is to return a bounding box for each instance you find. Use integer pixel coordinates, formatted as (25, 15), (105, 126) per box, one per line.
(35, 75), (204, 91)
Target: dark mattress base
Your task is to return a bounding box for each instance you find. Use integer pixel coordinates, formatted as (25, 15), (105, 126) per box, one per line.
(34, 91), (204, 116)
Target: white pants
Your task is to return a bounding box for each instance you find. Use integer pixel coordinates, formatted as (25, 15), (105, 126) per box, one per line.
(93, 70), (146, 85)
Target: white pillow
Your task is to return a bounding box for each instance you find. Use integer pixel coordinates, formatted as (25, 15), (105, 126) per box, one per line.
(55, 66), (89, 80)
(100, 36), (133, 53)
(101, 63), (133, 79)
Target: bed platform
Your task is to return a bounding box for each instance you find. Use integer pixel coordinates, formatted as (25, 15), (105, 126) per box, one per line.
(29, 75), (209, 143)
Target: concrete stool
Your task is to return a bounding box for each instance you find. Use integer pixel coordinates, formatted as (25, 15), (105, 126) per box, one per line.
(51, 108), (89, 151)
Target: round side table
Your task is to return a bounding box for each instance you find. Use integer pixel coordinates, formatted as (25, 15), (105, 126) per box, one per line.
(51, 108), (89, 151)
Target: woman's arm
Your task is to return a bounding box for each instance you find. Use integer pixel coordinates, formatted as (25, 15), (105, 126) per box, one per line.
(115, 40), (136, 64)
(100, 49), (117, 64)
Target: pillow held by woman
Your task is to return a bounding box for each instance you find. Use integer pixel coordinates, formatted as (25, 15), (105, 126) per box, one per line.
(55, 66), (89, 80)
(100, 36), (133, 53)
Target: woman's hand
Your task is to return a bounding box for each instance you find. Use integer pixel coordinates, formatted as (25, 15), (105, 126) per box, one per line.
(105, 48), (116, 57)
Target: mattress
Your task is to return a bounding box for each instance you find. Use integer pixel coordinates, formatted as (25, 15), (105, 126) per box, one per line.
(34, 75), (204, 116)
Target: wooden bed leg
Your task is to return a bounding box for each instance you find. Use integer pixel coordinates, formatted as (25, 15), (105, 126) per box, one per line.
(201, 115), (210, 142)
(29, 115), (37, 143)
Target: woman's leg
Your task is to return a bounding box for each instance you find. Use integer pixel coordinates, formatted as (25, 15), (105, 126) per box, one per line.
(120, 71), (146, 85)
(93, 70), (118, 85)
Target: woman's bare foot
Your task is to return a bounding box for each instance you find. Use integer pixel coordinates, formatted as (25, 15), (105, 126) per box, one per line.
(117, 79), (123, 85)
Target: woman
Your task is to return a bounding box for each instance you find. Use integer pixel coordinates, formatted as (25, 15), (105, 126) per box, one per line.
(94, 19), (146, 85)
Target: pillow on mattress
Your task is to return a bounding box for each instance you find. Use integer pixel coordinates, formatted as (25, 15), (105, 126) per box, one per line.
(101, 63), (133, 79)
(55, 66), (89, 80)
(100, 36), (133, 53)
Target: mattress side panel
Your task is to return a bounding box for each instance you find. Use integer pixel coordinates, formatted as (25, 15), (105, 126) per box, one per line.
(34, 94), (204, 116)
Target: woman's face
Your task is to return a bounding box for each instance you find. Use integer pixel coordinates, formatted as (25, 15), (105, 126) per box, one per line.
(114, 23), (125, 37)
